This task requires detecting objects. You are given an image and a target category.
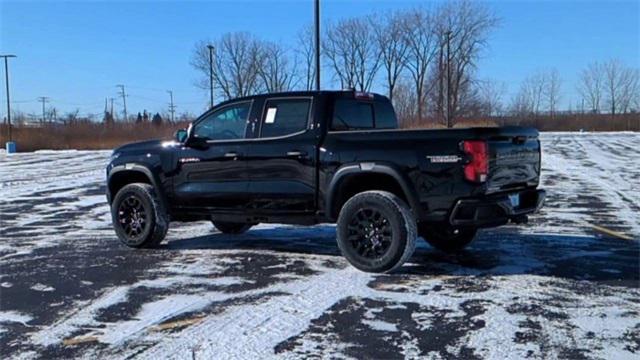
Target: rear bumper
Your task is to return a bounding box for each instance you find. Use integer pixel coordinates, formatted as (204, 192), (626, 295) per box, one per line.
(449, 188), (546, 228)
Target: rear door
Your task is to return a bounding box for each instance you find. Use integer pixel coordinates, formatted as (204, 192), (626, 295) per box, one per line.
(245, 96), (318, 213)
(173, 100), (253, 210)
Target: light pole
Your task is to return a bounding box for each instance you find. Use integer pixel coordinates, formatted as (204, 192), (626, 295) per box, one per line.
(445, 31), (452, 128)
(1, 54), (16, 142)
(314, 0), (321, 91)
(207, 44), (214, 109)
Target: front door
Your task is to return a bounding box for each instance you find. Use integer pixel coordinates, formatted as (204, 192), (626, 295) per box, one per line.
(245, 97), (318, 214)
(173, 100), (253, 211)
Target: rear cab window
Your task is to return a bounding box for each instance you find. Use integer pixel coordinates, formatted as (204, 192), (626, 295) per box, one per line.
(331, 95), (398, 131)
(260, 98), (311, 138)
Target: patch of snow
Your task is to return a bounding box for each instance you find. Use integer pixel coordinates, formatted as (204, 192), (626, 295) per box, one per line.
(30, 283), (55, 292)
(0, 311), (32, 325)
(362, 319), (398, 332)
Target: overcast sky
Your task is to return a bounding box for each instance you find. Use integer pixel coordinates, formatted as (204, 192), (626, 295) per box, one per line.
(1, 0), (638, 118)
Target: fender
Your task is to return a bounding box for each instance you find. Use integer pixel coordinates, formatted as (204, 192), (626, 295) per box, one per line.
(107, 163), (169, 210)
(325, 162), (423, 220)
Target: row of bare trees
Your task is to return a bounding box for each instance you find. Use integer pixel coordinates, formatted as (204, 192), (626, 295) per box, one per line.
(577, 59), (639, 115)
(511, 69), (562, 117)
(510, 60), (640, 118)
(191, 0), (499, 126)
(191, 2), (637, 127)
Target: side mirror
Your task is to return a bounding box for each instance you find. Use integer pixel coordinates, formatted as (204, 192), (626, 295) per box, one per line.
(175, 129), (188, 143)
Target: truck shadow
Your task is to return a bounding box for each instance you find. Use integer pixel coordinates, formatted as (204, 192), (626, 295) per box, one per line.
(164, 226), (639, 287)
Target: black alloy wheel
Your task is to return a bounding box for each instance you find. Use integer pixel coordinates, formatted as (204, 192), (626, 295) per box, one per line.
(111, 183), (169, 248)
(117, 194), (149, 241)
(336, 190), (417, 273)
(347, 208), (393, 259)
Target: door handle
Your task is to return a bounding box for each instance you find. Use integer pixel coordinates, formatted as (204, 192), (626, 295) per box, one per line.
(224, 152), (242, 158)
(286, 150), (308, 157)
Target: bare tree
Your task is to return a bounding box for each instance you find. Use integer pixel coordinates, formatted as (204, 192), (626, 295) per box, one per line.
(577, 62), (605, 113)
(433, 0), (499, 123)
(296, 24), (316, 91)
(401, 8), (438, 122)
(477, 79), (506, 116)
(603, 59), (627, 117)
(510, 72), (545, 117)
(526, 72), (546, 115)
(392, 78), (418, 127)
(191, 33), (263, 101)
(258, 41), (299, 93)
(619, 67), (639, 114)
(323, 17), (382, 91)
(544, 68), (561, 116)
(370, 12), (409, 101)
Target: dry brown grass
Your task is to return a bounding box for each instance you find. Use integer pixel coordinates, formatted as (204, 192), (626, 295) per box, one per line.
(0, 122), (189, 152)
(1, 113), (637, 152)
(399, 113), (640, 131)
(499, 113), (640, 132)
(401, 118), (499, 129)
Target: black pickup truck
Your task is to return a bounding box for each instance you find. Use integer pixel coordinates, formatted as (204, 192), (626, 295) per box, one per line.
(106, 90), (545, 273)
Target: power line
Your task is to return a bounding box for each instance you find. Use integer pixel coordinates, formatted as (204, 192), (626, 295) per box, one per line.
(116, 84), (127, 121)
(167, 90), (176, 123)
(37, 96), (50, 123)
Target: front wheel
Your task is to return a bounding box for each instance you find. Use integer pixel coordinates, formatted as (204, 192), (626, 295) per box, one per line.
(111, 183), (169, 248)
(336, 191), (417, 273)
(419, 223), (477, 253)
(212, 221), (254, 234)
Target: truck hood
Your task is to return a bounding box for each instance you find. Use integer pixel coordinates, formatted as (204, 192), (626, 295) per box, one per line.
(113, 139), (177, 154)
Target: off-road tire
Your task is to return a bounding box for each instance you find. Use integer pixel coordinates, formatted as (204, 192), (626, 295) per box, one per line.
(336, 191), (417, 273)
(212, 221), (254, 234)
(111, 183), (169, 248)
(419, 223), (477, 253)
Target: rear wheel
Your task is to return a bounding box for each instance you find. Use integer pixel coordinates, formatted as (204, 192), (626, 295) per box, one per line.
(111, 183), (169, 248)
(419, 223), (477, 253)
(212, 221), (254, 234)
(336, 191), (417, 273)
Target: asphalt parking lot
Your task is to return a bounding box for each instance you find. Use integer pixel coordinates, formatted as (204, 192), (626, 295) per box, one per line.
(1, 132), (638, 359)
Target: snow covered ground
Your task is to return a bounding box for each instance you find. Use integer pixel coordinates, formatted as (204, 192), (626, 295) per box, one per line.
(0, 132), (638, 359)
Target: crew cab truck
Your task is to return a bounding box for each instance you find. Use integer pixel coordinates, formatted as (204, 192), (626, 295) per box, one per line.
(106, 90), (545, 273)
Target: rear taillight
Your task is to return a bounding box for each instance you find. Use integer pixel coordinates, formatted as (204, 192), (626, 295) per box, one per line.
(462, 140), (488, 183)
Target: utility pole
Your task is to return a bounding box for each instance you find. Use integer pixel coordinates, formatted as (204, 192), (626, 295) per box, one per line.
(314, 0), (321, 91)
(167, 90), (176, 123)
(116, 85), (127, 122)
(109, 98), (114, 120)
(1, 54), (16, 142)
(438, 38), (444, 124)
(207, 44), (214, 109)
(37, 96), (50, 123)
(445, 31), (452, 129)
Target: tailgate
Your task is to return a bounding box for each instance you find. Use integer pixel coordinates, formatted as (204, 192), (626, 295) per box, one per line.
(486, 129), (541, 193)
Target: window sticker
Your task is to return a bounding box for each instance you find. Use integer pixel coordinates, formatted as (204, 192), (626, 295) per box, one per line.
(265, 107), (277, 124)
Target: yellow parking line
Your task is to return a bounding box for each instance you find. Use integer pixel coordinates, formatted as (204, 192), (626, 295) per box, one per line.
(589, 224), (634, 241)
(150, 316), (204, 332)
(62, 336), (99, 346)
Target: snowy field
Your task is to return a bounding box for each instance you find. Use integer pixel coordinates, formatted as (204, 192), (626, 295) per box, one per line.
(0, 132), (638, 359)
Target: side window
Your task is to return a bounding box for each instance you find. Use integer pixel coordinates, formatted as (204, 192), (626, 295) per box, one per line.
(374, 101), (398, 129)
(260, 98), (311, 138)
(332, 99), (374, 130)
(192, 102), (251, 140)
